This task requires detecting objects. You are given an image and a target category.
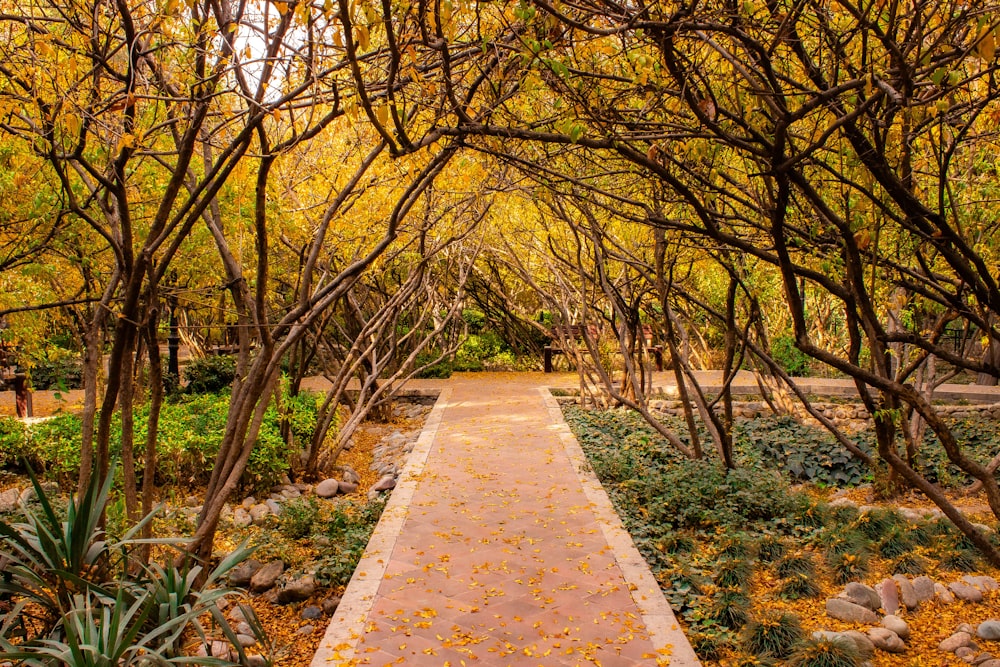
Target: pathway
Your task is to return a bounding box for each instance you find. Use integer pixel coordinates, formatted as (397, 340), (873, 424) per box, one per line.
(310, 373), (699, 666)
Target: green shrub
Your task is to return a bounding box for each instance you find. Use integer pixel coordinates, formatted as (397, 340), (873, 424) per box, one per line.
(891, 553), (928, 575)
(710, 589), (750, 629)
(853, 508), (904, 540)
(827, 551), (870, 584)
(689, 629), (734, 661)
(771, 335), (811, 376)
(741, 612), (803, 659)
(787, 636), (861, 667)
(876, 527), (914, 558)
(280, 497), (320, 539)
(27, 356), (83, 390)
(315, 497), (386, 587)
(775, 552), (816, 579)
(715, 558), (754, 590)
(27, 414), (83, 481)
(0, 417), (27, 468)
(779, 573), (821, 599)
(184, 354), (237, 393)
(758, 535), (787, 563)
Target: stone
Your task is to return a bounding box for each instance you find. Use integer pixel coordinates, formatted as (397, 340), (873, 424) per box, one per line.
(371, 475), (396, 492)
(301, 606), (323, 620)
(297, 624), (315, 635)
(277, 574), (317, 603)
(956, 647), (976, 661)
(337, 481), (359, 494)
(867, 627), (906, 653)
(940, 632), (974, 653)
(235, 634), (256, 647)
(978, 660), (1000, 667)
(826, 598), (879, 624)
(959, 623), (976, 634)
(249, 560), (284, 593)
(232, 508), (252, 527)
(936, 583), (956, 603)
(978, 621), (1000, 641)
(976, 654), (997, 665)
(322, 595), (342, 614)
(249, 504), (271, 524)
(315, 479), (340, 498)
(241, 496), (256, 509)
(246, 656), (268, 667)
(0, 488), (20, 513)
(949, 581), (985, 603)
(236, 622), (253, 636)
(843, 630), (876, 659)
(879, 579), (900, 616)
(228, 606), (248, 623)
(965, 576), (1000, 592)
(844, 582), (881, 610)
(228, 559), (263, 588)
(340, 465), (360, 483)
(882, 615), (910, 640)
(893, 574), (919, 610)
(911, 576), (935, 602)
(265, 499), (282, 516)
(210, 640), (231, 659)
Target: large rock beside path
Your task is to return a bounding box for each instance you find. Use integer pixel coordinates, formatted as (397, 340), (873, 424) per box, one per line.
(315, 479), (339, 498)
(250, 561), (284, 593)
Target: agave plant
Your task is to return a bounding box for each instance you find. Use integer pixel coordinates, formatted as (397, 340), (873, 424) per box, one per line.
(0, 466), (267, 665)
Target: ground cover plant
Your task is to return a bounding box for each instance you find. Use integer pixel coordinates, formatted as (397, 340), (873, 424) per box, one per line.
(564, 404), (1000, 665)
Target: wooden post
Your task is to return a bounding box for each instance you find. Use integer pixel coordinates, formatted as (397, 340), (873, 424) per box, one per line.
(13, 373), (31, 418)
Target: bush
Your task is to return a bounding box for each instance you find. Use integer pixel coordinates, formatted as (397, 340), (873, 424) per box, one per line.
(787, 636), (861, 667)
(184, 354), (236, 393)
(741, 612), (803, 659)
(0, 417), (26, 468)
(315, 497), (386, 587)
(27, 356), (83, 390)
(280, 497), (320, 539)
(771, 335), (811, 376)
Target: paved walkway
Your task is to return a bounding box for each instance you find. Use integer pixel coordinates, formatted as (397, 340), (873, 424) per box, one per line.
(311, 373), (699, 666)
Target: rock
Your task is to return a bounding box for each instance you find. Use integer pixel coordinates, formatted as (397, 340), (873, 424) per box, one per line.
(315, 479), (340, 498)
(235, 634), (256, 647)
(949, 581), (985, 603)
(297, 624), (315, 635)
(277, 574), (317, 603)
(844, 582), (881, 610)
(973, 523), (996, 535)
(843, 630), (876, 659)
(265, 499), (282, 516)
(249, 504), (271, 524)
(940, 632), (974, 653)
(826, 598), (879, 624)
(210, 640), (231, 659)
(236, 622), (253, 636)
(956, 647), (976, 662)
(893, 574), (919, 610)
(976, 654), (997, 665)
(911, 576), (935, 602)
(978, 660), (1000, 667)
(322, 595), (342, 614)
(371, 475), (396, 492)
(301, 606), (323, 620)
(879, 579), (900, 616)
(882, 615), (910, 640)
(246, 656), (268, 667)
(867, 627), (906, 653)
(232, 508), (252, 527)
(936, 583), (956, 604)
(228, 606), (248, 623)
(966, 576), (1000, 592)
(341, 466), (361, 484)
(979, 621), (1000, 641)
(241, 496), (256, 509)
(228, 559), (263, 588)
(0, 488), (20, 513)
(959, 623), (977, 634)
(337, 481), (359, 494)
(250, 561), (284, 593)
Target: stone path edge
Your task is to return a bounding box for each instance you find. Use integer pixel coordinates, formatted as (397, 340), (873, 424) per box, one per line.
(310, 387), (453, 667)
(540, 388), (702, 666)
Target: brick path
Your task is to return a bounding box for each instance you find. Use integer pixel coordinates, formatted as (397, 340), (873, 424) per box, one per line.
(311, 373), (699, 666)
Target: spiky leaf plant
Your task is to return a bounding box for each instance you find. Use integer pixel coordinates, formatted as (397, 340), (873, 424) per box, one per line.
(741, 612), (803, 659)
(787, 636), (862, 667)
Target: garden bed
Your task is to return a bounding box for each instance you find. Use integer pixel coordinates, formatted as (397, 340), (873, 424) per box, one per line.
(563, 404), (1000, 666)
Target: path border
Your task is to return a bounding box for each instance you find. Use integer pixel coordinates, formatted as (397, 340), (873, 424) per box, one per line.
(310, 388), (452, 667)
(541, 388), (702, 666)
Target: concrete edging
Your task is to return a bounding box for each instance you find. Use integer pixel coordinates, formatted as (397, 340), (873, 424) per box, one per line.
(540, 387), (702, 666)
(310, 388), (452, 667)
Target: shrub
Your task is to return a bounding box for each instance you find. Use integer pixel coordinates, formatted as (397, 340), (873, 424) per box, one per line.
(772, 335), (811, 376)
(787, 636), (862, 667)
(710, 589), (751, 629)
(689, 629), (734, 661)
(741, 612), (803, 659)
(27, 414), (83, 481)
(779, 573), (821, 599)
(940, 547), (980, 572)
(280, 497), (320, 539)
(828, 551), (870, 584)
(776, 552), (816, 579)
(314, 497), (386, 587)
(0, 417), (26, 468)
(184, 354), (236, 393)
(892, 553), (928, 575)
(853, 508), (904, 540)
(758, 535), (787, 563)
(876, 527), (914, 558)
(715, 558), (754, 590)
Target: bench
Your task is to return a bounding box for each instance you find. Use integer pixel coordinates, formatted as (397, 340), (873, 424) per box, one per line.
(543, 325), (599, 373)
